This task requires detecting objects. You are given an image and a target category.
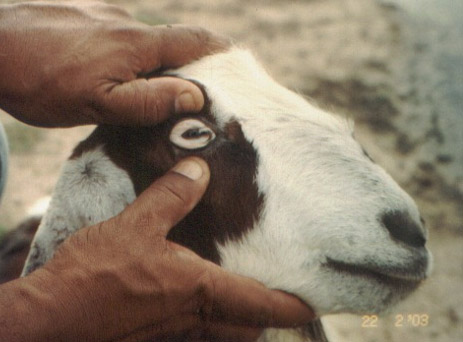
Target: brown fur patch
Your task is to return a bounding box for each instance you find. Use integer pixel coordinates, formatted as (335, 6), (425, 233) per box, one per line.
(71, 104), (262, 264)
(0, 216), (40, 283)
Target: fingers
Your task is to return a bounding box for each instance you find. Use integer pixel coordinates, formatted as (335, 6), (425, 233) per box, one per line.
(189, 323), (263, 342)
(117, 157), (210, 237)
(207, 267), (315, 328)
(114, 319), (262, 342)
(98, 76), (204, 126)
(95, 25), (230, 126)
(136, 25), (231, 72)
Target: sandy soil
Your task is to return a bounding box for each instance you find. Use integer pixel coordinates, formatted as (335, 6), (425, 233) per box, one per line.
(0, 1), (461, 341)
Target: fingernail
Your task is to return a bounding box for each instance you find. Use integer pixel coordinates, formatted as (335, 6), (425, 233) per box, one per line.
(172, 159), (203, 180)
(175, 92), (196, 114)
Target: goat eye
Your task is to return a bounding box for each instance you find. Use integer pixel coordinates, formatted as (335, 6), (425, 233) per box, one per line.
(169, 119), (216, 150)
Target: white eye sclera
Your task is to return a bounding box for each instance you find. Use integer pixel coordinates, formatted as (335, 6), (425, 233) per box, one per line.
(169, 119), (216, 150)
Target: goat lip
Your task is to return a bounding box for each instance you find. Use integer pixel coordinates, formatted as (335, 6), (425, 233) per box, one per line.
(325, 258), (427, 284)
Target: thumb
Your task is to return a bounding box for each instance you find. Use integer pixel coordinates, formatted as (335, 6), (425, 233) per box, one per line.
(97, 77), (205, 126)
(117, 157), (210, 236)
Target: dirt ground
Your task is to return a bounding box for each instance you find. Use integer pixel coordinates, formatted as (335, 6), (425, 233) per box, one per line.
(0, 1), (462, 341)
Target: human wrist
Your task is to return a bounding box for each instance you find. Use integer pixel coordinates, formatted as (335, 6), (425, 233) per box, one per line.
(0, 5), (16, 97)
(0, 272), (64, 342)
(0, 263), (99, 342)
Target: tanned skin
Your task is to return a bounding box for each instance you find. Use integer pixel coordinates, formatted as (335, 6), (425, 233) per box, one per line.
(0, 2), (314, 341)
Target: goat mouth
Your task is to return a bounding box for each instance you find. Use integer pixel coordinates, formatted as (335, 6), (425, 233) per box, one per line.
(325, 258), (427, 287)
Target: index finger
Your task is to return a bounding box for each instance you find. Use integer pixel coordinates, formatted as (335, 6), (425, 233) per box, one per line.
(207, 266), (316, 328)
(136, 25), (231, 74)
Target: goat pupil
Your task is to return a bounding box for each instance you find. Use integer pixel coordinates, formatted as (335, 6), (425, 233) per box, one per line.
(182, 129), (210, 140)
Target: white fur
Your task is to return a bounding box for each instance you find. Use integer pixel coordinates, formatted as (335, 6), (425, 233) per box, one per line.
(173, 49), (432, 341)
(22, 48), (432, 341)
(173, 48), (431, 313)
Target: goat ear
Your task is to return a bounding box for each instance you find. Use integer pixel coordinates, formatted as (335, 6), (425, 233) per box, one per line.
(302, 319), (330, 342)
(21, 146), (136, 276)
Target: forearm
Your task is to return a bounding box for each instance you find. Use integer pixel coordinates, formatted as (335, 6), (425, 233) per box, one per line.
(0, 1), (99, 126)
(1, 266), (115, 342)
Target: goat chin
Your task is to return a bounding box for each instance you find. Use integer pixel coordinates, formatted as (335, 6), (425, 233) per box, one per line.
(19, 47), (431, 342)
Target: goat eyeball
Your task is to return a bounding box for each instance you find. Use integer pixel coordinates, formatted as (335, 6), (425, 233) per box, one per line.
(169, 118), (216, 150)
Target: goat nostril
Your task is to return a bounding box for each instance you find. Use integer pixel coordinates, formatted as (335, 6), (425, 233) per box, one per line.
(381, 211), (426, 248)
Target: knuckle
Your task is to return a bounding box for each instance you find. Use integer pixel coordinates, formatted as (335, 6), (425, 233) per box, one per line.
(186, 26), (230, 52)
(146, 85), (164, 122)
(194, 269), (216, 322)
(188, 25), (211, 42)
(152, 181), (190, 208)
(104, 3), (132, 19)
(257, 303), (275, 327)
(188, 26), (217, 50)
(185, 269), (217, 342)
(160, 25), (213, 50)
(130, 204), (162, 231)
(106, 24), (143, 41)
(129, 81), (151, 125)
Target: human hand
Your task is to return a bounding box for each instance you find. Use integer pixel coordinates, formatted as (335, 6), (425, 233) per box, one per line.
(0, 1), (228, 127)
(14, 158), (314, 342)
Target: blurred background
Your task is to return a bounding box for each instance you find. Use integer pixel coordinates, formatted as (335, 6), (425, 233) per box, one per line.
(0, 0), (461, 341)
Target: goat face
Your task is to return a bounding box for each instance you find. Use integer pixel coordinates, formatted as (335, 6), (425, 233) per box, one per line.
(165, 48), (432, 315)
(23, 48), (431, 320)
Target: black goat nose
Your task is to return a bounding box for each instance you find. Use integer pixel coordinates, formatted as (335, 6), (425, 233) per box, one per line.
(381, 211), (426, 248)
